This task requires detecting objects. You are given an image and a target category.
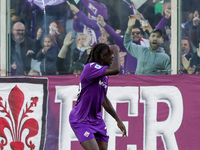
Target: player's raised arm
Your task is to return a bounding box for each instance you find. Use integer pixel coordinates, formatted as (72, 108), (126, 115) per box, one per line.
(104, 45), (120, 76)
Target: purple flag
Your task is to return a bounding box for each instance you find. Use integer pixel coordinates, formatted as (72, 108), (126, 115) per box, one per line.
(81, 0), (108, 20)
(28, 0), (65, 9)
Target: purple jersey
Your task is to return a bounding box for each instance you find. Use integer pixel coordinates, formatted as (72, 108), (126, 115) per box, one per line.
(69, 62), (108, 124)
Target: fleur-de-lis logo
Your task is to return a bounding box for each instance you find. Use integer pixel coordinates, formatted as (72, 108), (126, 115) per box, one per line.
(88, 3), (97, 15)
(0, 85), (39, 150)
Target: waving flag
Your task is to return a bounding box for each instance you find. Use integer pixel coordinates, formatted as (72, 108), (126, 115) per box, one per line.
(28, 0), (66, 9)
(81, 0), (108, 20)
(131, 0), (147, 9)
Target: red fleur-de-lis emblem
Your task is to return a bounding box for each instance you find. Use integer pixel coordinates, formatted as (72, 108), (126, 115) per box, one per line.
(0, 85), (39, 150)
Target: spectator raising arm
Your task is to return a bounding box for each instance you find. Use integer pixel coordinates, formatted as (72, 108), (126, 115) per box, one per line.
(124, 15), (171, 75)
(56, 32), (74, 75)
(69, 4), (101, 46)
(126, 15), (137, 34)
(58, 31), (74, 59)
(156, 8), (171, 32)
(189, 11), (200, 47)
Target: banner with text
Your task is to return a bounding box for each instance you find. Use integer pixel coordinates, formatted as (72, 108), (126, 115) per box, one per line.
(0, 74), (199, 150)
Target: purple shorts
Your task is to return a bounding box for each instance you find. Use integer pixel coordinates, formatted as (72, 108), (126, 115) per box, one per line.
(70, 119), (109, 143)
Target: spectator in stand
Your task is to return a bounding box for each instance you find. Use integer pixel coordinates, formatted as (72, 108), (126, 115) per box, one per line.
(134, 11), (153, 39)
(56, 32), (74, 75)
(11, 22), (37, 76)
(56, 32), (73, 75)
(48, 21), (66, 49)
(181, 10), (197, 39)
(30, 27), (45, 74)
(97, 14), (149, 74)
(181, 38), (194, 74)
(69, 3), (104, 46)
(131, 13), (170, 52)
(97, 12), (171, 74)
(154, 7), (171, 56)
(41, 2), (68, 37)
(11, 0), (43, 38)
(56, 32), (91, 75)
(189, 10), (200, 47)
(124, 15), (171, 75)
(10, 0), (27, 31)
(182, 43), (200, 74)
(182, 38), (193, 60)
(190, 43), (200, 71)
(135, 2), (171, 56)
(36, 35), (59, 75)
(142, 0), (171, 49)
(23, 2), (43, 38)
(11, 1), (68, 39)
(71, 33), (91, 75)
(36, 21), (66, 50)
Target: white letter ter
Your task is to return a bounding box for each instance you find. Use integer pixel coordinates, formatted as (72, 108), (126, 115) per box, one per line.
(140, 86), (183, 150)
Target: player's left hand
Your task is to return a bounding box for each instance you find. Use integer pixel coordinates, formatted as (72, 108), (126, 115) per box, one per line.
(117, 120), (127, 137)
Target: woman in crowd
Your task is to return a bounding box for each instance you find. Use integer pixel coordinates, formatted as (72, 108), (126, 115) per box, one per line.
(36, 35), (59, 75)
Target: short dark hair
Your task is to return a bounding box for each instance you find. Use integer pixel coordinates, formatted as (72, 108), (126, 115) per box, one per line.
(132, 26), (144, 35)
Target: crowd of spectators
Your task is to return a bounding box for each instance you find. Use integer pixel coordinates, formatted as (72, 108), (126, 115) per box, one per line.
(8, 0), (200, 76)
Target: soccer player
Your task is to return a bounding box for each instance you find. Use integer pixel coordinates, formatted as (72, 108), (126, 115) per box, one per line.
(69, 43), (127, 150)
